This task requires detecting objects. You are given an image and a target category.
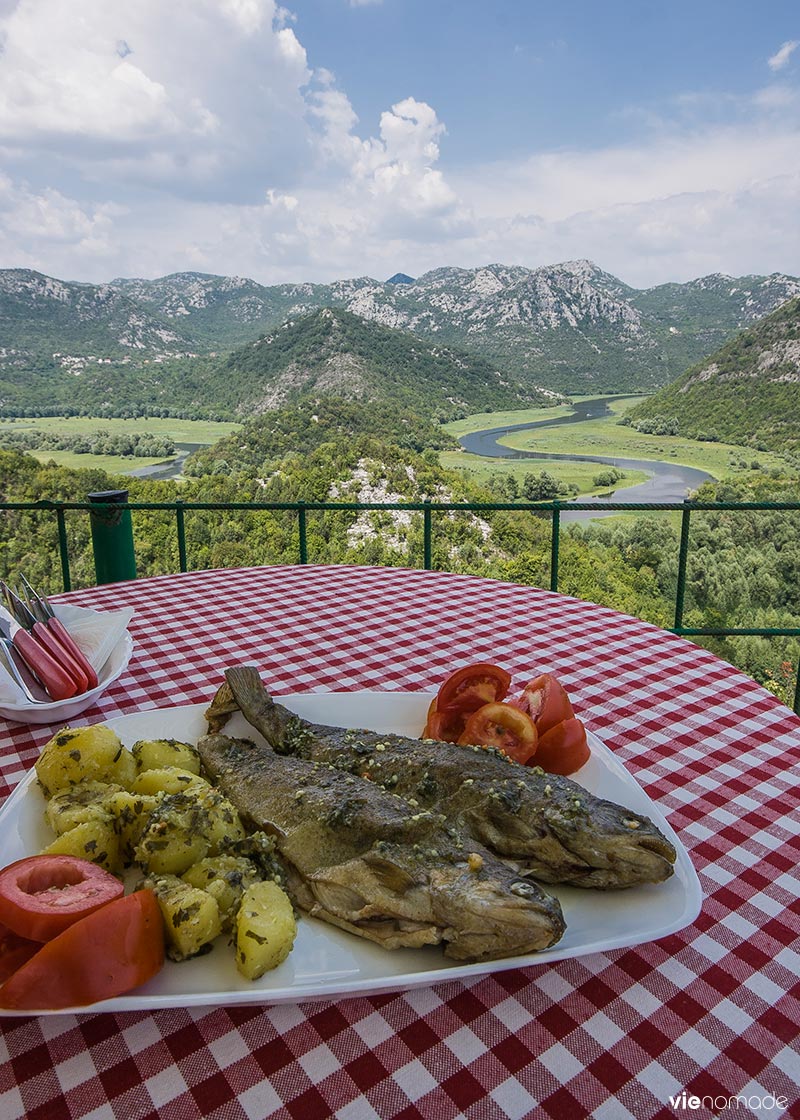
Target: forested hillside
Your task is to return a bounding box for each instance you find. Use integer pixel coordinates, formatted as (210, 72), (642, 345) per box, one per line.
(2, 263), (799, 411)
(207, 307), (554, 419)
(183, 399), (458, 478)
(625, 297), (800, 455)
(1, 435), (796, 706)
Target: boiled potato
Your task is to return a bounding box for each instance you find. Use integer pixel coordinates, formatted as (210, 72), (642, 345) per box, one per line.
(198, 786), (247, 853)
(182, 856), (262, 929)
(40, 816), (122, 874)
(135, 795), (209, 875)
(134, 786), (246, 876)
(36, 724), (137, 797)
(132, 738), (201, 775)
(143, 873), (222, 961)
(131, 767), (208, 797)
(45, 780), (123, 836)
(106, 790), (159, 865)
(235, 880), (296, 980)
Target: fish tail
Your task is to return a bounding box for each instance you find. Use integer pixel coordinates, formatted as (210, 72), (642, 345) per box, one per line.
(225, 665), (268, 705)
(225, 665), (286, 746)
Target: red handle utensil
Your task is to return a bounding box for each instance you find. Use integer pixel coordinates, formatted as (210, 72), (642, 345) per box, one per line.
(24, 619), (90, 693)
(19, 576), (99, 691)
(0, 618), (77, 701)
(1, 583), (87, 699)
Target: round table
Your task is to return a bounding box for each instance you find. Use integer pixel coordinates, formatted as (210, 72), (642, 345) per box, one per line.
(0, 565), (798, 1120)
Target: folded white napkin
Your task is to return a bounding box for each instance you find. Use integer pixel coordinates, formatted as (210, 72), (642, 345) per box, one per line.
(0, 603), (133, 706)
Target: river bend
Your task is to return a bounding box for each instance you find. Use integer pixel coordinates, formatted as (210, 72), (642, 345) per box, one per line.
(458, 397), (714, 522)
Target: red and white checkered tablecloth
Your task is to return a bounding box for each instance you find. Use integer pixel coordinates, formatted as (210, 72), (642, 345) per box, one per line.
(0, 565), (798, 1120)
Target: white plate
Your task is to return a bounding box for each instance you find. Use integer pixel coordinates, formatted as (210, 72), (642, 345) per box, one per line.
(0, 632), (134, 725)
(0, 692), (701, 1015)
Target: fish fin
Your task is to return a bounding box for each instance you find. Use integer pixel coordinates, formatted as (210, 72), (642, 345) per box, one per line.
(225, 664), (289, 747)
(204, 680), (239, 731)
(306, 904), (442, 950)
(362, 852), (417, 895)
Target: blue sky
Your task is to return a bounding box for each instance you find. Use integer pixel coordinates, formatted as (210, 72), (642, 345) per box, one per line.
(293, 0), (794, 158)
(0, 0), (797, 287)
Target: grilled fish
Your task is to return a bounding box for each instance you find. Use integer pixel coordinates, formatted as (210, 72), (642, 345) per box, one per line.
(197, 731), (565, 961)
(216, 666), (677, 890)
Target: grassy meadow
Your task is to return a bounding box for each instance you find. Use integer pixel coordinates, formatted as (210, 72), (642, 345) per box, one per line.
(439, 450), (649, 495)
(0, 416), (242, 475)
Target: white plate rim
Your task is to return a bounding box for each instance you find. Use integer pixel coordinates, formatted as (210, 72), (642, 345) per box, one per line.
(0, 692), (702, 1016)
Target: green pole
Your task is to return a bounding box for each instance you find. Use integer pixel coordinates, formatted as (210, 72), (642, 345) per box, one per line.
(550, 503), (561, 592)
(88, 489), (138, 585)
(674, 501), (692, 630)
(423, 501), (432, 570)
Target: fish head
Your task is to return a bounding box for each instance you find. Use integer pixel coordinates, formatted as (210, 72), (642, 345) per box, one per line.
(428, 851), (565, 960)
(542, 798), (677, 888)
(305, 840), (564, 960)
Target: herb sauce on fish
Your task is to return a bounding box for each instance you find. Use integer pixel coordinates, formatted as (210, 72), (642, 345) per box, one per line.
(215, 666), (676, 890)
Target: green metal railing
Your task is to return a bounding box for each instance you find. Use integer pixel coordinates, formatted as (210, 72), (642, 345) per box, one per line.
(3, 495), (800, 710)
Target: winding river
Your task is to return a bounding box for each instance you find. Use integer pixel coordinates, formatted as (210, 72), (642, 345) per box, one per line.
(128, 443), (204, 480)
(459, 396), (714, 522)
(129, 398), (714, 523)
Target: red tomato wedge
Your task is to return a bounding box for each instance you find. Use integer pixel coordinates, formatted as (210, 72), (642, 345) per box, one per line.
(0, 890), (165, 1011)
(507, 673), (575, 735)
(422, 698), (467, 743)
(437, 663), (511, 714)
(457, 702), (538, 764)
(0, 925), (40, 984)
(0, 855), (124, 941)
(533, 717), (591, 775)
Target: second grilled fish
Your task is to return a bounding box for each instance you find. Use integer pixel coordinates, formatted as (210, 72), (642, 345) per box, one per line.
(216, 666), (677, 890)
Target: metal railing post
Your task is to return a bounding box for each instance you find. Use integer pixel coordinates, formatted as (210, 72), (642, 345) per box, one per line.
(423, 501), (432, 570)
(175, 500), (187, 573)
(674, 500), (692, 630)
(550, 502), (561, 592)
(87, 490), (137, 585)
(298, 502), (308, 564)
(55, 504), (71, 591)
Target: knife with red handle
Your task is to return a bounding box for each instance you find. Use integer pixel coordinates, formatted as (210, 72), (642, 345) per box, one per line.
(24, 618), (90, 693)
(19, 576), (99, 691)
(0, 616), (77, 701)
(1, 584), (88, 696)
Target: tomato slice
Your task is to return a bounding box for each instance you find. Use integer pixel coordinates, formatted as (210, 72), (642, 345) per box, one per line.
(422, 698), (467, 743)
(0, 890), (165, 1011)
(508, 673), (575, 735)
(0, 925), (40, 984)
(457, 701), (538, 764)
(0, 855), (124, 941)
(532, 717), (591, 775)
(437, 663), (512, 714)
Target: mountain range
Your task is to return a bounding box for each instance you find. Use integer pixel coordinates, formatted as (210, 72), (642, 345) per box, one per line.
(2, 261), (798, 407)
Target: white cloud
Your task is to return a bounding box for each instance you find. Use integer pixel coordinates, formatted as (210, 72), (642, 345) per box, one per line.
(0, 0), (797, 289)
(0, 175), (122, 267)
(0, 0), (311, 198)
(768, 40), (798, 71)
(310, 90), (462, 227)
